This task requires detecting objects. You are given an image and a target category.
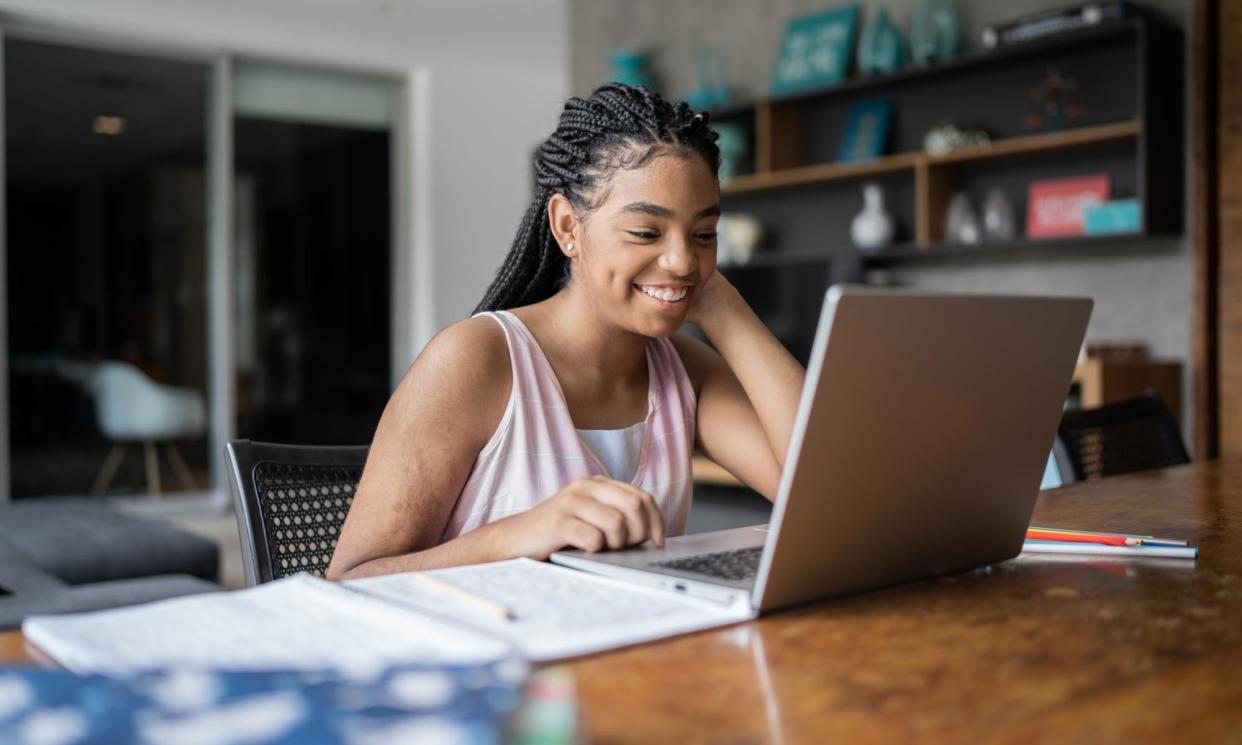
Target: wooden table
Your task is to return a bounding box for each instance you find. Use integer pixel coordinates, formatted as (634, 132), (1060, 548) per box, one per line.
(4, 461), (1242, 742)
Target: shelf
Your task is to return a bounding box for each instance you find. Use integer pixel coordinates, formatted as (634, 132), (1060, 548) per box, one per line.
(722, 121), (1139, 196)
(858, 233), (1173, 263)
(722, 153), (921, 194)
(703, 15), (1181, 372)
(923, 120), (1141, 166)
(717, 233), (1174, 272)
(710, 19), (1141, 117)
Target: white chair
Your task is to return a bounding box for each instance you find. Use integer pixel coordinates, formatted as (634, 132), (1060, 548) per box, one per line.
(89, 361), (206, 497)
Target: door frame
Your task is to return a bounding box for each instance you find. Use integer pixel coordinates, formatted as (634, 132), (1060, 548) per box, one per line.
(0, 19), (429, 508)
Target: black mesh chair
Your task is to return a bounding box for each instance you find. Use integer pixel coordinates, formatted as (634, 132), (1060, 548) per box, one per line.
(1054, 391), (1189, 483)
(226, 440), (369, 586)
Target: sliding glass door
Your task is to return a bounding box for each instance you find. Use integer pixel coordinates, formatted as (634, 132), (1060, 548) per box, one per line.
(231, 64), (395, 445)
(4, 37), (211, 498)
(2, 38), (403, 502)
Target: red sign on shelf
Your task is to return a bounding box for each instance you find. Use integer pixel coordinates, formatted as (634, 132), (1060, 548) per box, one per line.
(1026, 175), (1110, 238)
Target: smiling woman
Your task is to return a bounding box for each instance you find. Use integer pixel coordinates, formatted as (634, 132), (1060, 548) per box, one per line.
(327, 84), (806, 581)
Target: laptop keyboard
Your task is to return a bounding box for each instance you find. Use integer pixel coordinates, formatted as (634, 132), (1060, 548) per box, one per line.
(652, 546), (763, 582)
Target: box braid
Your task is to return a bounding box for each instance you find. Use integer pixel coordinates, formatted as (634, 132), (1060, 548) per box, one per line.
(474, 83), (721, 313)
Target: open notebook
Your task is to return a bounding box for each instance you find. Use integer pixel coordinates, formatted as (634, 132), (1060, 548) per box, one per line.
(23, 559), (752, 674)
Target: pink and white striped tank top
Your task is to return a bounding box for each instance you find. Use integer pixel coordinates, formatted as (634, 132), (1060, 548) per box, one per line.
(439, 310), (697, 542)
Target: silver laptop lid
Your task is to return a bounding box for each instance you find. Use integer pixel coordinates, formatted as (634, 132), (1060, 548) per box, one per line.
(751, 287), (1092, 613)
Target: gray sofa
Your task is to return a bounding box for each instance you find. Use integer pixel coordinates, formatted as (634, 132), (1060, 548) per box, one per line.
(0, 498), (220, 629)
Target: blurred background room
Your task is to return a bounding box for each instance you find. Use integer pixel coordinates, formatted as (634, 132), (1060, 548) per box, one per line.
(2, 0), (1236, 600)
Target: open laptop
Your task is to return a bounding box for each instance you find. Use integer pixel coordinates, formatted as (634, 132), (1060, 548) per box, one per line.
(551, 286), (1092, 613)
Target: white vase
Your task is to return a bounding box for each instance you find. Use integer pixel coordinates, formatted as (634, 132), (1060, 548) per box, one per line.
(719, 213), (763, 265)
(945, 192), (981, 245)
(982, 188), (1016, 241)
(851, 182), (894, 250)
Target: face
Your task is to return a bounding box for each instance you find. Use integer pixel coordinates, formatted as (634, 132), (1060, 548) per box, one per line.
(567, 152), (720, 338)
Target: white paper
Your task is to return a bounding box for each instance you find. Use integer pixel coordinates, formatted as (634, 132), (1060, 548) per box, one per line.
(23, 574), (510, 676)
(350, 558), (753, 661)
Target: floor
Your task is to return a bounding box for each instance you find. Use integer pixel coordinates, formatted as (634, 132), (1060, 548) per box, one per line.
(162, 485), (773, 591)
(164, 511), (248, 590)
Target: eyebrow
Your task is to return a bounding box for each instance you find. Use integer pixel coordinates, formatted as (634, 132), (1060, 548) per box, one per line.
(617, 202), (721, 220)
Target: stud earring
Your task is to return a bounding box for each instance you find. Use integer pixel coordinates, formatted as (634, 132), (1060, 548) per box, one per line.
(565, 242), (575, 253)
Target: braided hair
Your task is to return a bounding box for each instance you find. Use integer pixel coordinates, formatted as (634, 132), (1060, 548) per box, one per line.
(474, 83), (721, 313)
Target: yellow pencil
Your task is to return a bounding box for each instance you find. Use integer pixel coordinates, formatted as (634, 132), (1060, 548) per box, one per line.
(412, 574), (517, 621)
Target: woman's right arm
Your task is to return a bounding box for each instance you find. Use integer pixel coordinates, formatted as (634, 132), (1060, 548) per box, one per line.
(326, 318), (664, 581)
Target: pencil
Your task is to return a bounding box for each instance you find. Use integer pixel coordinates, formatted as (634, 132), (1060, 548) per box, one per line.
(413, 574), (517, 621)
(1023, 540), (1198, 559)
(1029, 526), (1189, 546)
(1026, 529), (1132, 546)
(1030, 525), (1150, 539)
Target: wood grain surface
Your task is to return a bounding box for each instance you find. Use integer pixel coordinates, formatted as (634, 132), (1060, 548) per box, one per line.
(3, 461), (1241, 743)
(1216, 0), (1242, 458)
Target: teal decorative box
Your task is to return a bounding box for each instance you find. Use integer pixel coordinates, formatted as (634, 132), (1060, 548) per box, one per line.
(771, 5), (861, 96)
(1083, 199), (1142, 234)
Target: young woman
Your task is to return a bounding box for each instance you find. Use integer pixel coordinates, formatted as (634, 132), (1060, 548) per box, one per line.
(327, 84), (805, 580)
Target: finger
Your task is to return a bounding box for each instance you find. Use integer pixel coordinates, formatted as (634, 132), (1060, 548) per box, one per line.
(568, 495), (629, 550)
(561, 516), (607, 553)
(581, 480), (649, 547)
(587, 479), (664, 548)
(607, 480), (665, 548)
(646, 494), (665, 547)
(619, 482), (665, 547)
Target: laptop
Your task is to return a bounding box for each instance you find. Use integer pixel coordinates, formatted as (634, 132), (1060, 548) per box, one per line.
(551, 286), (1092, 614)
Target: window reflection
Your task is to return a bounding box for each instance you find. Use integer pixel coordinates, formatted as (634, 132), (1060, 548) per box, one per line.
(233, 117), (391, 444)
(5, 39), (209, 497)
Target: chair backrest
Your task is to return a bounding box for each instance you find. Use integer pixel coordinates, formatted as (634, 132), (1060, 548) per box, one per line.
(92, 361), (206, 440)
(225, 440), (369, 585)
(1055, 391), (1189, 483)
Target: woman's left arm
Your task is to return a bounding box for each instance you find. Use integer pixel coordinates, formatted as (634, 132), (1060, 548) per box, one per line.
(678, 273), (806, 501)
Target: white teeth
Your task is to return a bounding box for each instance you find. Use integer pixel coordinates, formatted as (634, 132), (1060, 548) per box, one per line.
(638, 285), (688, 302)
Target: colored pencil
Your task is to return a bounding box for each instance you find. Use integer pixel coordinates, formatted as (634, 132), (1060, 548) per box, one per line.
(1028, 526), (1189, 546)
(1026, 529), (1133, 546)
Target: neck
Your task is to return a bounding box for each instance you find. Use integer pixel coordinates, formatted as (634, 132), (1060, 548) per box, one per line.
(527, 284), (649, 386)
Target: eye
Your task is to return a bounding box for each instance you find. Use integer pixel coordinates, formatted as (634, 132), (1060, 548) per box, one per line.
(626, 230), (660, 240)
(694, 231), (718, 243)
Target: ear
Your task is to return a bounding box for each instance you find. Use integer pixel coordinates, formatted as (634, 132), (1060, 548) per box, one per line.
(547, 193), (579, 258)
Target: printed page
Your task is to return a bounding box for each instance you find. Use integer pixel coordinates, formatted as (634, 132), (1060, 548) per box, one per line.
(350, 558), (754, 661)
(23, 575), (511, 675)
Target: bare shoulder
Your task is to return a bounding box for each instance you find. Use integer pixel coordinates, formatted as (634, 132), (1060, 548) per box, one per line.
(392, 315), (512, 442)
(412, 316), (509, 382)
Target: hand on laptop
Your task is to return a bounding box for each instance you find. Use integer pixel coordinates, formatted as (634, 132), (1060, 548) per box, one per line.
(501, 476), (666, 560)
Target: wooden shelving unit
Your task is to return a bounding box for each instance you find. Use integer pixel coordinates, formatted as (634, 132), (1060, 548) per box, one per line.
(709, 17), (1182, 365)
(923, 120), (1140, 165)
(722, 120), (1139, 196)
(856, 232), (1160, 264)
(723, 152), (921, 194)
(717, 231), (1161, 274)
(1074, 358), (1183, 425)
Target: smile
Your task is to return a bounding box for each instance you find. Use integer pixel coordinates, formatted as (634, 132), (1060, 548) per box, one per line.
(635, 284), (690, 304)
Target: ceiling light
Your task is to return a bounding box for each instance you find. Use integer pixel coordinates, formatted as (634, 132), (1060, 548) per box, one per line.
(93, 116), (126, 135)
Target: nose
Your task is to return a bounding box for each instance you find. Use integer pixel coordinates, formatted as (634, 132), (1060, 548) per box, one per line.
(658, 234), (697, 277)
